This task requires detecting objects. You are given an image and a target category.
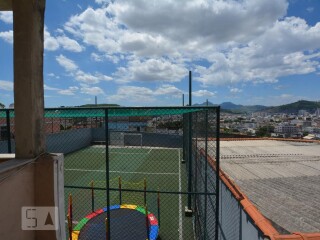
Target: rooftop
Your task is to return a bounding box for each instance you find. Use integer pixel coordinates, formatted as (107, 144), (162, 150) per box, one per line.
(218, 139), (320, 234)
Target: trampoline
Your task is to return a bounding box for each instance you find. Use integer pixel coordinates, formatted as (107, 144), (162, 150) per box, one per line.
(71, 204), (159, 240)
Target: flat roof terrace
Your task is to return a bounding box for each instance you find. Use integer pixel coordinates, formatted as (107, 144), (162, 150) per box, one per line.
(217, 140), (320, 234)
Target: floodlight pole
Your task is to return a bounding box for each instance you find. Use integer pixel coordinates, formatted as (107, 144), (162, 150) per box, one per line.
(105, 109), (111, 240)
(189, 71), (192, 106)
(186, 70), (193, 215)
(182, 94), (185, 106)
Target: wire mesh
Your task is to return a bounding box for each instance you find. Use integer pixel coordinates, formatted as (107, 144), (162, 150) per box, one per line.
(0, 107), (220, 240)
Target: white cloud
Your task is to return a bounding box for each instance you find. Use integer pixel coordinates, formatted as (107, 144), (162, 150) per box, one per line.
(195, 17), (320, 86)
(114, 58), (187, 83)
(91, 53), (103, 62)
(154, 84), (183, 96)
(58, 86), (79, 95)
(63, 1), (320, 89)
(56, 36), (84, 52)
(0, 80), (13, 91)
(0, 30), (13, 44)
(107, 84), (185, 103)
(307, 7), (314, 13)
(95, 0), (109, 5)
(109, 0), (287, 44)
(80, 86), (105, 95)
(56, 54), (79, 72)
(44, 27), (83, 52)
(0, 12), (13, 24)
(44, 27), (60, 51)
(44, 84), (60, 91)
(75, 71), (112, 84)
(55, 55), (112, 85)
(230, 88), (242, 93)
(47, 73), (60, 79)
(192, 90), (216, 97)
(48, 73), (55, 77)
(64, 7), (121, 54)
(107, 86), (155, 103)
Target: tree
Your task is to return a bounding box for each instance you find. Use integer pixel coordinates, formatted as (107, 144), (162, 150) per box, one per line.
(256, 125), (274, 137)
(0, 103), (5, 109)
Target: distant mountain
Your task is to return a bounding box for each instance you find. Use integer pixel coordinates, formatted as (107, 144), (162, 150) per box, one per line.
(194, 100), (320, 114)
(220, 102), (242, 109)
(264, 100), (320, 114)
(194, 101), (267, 113)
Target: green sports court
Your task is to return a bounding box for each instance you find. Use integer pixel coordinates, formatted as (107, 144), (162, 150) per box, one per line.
(64, 144), (194, 239)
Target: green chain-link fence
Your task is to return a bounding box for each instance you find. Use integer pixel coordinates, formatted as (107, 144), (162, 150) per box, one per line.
(0, 106), (220, 240)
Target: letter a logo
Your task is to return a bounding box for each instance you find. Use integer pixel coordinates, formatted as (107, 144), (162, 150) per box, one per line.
(45, 212), (54, 226)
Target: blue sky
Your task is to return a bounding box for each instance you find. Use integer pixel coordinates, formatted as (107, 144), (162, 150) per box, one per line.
(0, 0), (320, 107)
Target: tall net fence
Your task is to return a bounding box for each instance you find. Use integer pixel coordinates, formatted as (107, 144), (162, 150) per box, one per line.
(0, 107), (220, 240)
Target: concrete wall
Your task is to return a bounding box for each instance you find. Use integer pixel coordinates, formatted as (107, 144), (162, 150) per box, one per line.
(0, 161), (35, 240)
(219, 180), (265, 240)
(0, 154), (65, 240)
(197, 153), (265, 240)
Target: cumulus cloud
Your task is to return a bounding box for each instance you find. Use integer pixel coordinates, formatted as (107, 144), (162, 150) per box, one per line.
(56, 36), (84, 52)
(0, 80), (13, 91)
(80, 86), (105, 95)
(62, 0), (320, 89)
(56, 54), (79, 72)
(107, 86), (156, 103)
(107, 84), (184, 103)
(75, 71), (112, 84)
(0, 30), (13, 44)
(192, 90), (216, 97)
(109, 0), (287, 44)
(44, 27), (60, 51)
(58, 86), (79, 95)
(113, 58), (187, 83)
(64, 7), (121, 54)
(55, 54), (113, 85)
(154, 84), (183, 96)
(44, 84), (60, 91)
(229, 88), (242, 93)
(195, 17), (320, 86)
(95, 0), (109, 5)
(0, 12), (13, 24)
(45, 27), (83, 52)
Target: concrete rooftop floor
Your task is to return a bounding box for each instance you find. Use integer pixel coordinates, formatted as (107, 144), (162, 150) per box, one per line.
(217, 140), (320, 234)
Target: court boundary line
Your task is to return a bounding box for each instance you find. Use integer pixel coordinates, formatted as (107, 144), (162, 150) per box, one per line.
(178, 149), (183, 240)
(65, 168), (179, 175)
(102, 151), (148, 155)
(92, 145), (181, 150)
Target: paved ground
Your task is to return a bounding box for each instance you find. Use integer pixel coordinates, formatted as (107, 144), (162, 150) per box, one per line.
(219, 140), (320, 234)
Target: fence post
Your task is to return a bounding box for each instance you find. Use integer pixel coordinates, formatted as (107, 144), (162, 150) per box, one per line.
(204, 109), (208, 239)
(6, 109), (12, 153)
(193, 112), (198, 216)
(215, 107), (220, 240)
(187, 111), (193, 213)
(105, 108), (110, 240)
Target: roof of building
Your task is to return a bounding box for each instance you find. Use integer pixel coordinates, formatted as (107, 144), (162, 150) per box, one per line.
(219, 139), (320, 234)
